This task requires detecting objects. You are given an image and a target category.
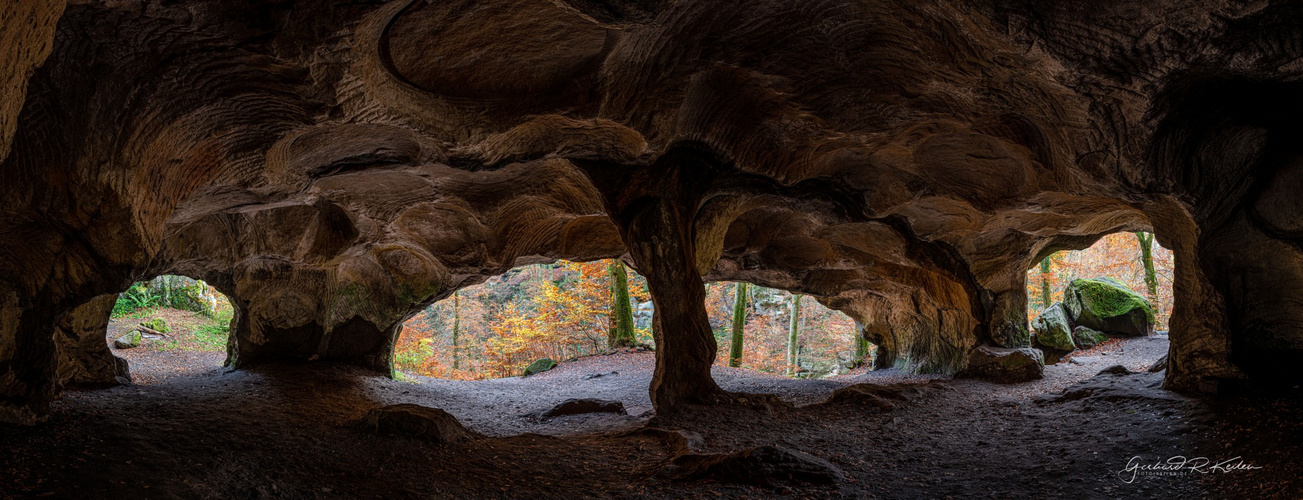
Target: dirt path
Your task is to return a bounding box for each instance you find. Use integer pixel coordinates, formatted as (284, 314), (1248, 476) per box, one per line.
(2, 334), (1299, 499)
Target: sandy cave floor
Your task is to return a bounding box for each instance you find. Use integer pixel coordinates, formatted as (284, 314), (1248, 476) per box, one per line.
(2, 322), (1301, 499)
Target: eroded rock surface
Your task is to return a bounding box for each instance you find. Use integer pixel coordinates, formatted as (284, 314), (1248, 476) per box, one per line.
(2, 0), (1303, 422)
(54, 295), (130, 386)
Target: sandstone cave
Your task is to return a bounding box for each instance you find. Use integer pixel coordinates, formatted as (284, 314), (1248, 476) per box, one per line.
(1, 0), (1301, 498)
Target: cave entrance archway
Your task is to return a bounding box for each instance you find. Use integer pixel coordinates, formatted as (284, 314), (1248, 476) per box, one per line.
(1027, 232), (1174, 364)
(394, 259), (653, 381)
(105, 275), (236, 382)
(705, 282), (870, 379)
(392, 263), (869, 383)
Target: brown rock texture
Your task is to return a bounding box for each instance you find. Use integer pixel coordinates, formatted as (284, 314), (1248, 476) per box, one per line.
(54, 294), (130, 387)
(2, 0), (1303, 423)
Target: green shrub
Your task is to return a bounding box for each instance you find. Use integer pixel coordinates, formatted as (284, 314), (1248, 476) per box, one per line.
(112, 283), (162, 318)
(112, 276), (227, 318)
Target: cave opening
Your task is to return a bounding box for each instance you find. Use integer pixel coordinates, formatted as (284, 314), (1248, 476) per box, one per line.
(1027, 231), (1174, 367)
(103, 275), (236, 382)
(392, 261), (866, 383)
(394, 259), (655, 380)
(707, 282), (870, 378)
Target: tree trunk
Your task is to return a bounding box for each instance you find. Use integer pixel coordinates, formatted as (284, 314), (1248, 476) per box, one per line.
(787, 294), (802, 376)
(451, 291), (460, 371)
(608, 270), (618, 346)
(1039, 256), (1053, 308)
(728, 282), (747, 367)
(609, 260), (637, 348)
(1135, 231), (1159, 302)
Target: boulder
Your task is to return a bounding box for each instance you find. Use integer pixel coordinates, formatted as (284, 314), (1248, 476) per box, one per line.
(140, 317), (170, 333)
(113, 330), (142, 349)
(958, 346), (1044, 383)
(522, 358), (558, 377)
(825, 382), (937, 409)
(1063, 278), (1154, 337)
(664, 445), (844, 487)
(362, 404), (479, 444)
(1072, 326), (1107, 349)
(541, 398), (627, 418)
(1032, 302), (1076, 357)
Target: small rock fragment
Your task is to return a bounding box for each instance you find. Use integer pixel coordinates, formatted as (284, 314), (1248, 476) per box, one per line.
(1099, 365), (1132, 375)
(581, 371), (618, 380)
(542, 398), (626, 418)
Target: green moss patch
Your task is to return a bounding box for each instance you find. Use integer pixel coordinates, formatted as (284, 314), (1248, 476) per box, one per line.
(1064, 277), (1154, 336)
(522, 358), (558, 377)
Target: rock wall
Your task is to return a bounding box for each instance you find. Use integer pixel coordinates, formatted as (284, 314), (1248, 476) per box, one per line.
(3, 0), (1303, 422)
(0, 0), (67, 163)
(54, 295), (129, 387)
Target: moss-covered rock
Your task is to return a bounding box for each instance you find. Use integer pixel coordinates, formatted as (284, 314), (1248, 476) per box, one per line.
(1072, 326), (1107, 349)
(1063, 278), (1154, 337)
(141, 317), (170, 333)
(522, 358), (558, 377)
(113, 330), (141, 349)
(1031, 302), (1075, 353)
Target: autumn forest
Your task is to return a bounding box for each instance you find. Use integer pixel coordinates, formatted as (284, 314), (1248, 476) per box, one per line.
(393, 232), (1175, 380)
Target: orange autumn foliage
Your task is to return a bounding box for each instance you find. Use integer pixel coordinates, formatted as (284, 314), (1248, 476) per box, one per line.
(396, 260), (860, 380)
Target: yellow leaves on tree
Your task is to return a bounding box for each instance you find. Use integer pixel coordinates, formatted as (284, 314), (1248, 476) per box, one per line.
(395, 260), (859, 380)
(482, 264), (612, 377)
